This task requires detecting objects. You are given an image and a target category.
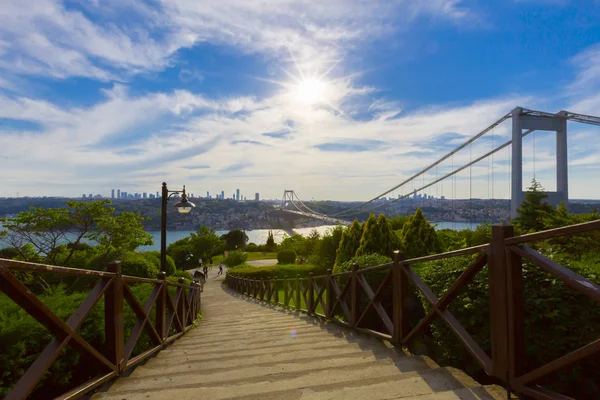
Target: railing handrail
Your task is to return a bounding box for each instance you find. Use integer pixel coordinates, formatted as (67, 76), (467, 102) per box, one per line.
(505, 218), (600, 245)
(0, 257), (198, 289)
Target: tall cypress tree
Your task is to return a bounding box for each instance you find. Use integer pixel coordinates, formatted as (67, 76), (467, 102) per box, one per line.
(399, 208), (439, 258)
(334, 219), (363, 268)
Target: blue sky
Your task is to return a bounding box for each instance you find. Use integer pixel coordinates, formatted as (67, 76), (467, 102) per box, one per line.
(1, 0), (600, 200)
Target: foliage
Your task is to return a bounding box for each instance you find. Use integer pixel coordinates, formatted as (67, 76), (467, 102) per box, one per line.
(138, 251), (176, 276)
(246, 243), (258, 252)
(119, 252), (159, 278)
(334, 253), (392, 274)
(302, 229), (321, 257)
(223, 250), (248, 267)
(356, 214), (399, 258)
(227, 263), (319, 279)
(334, 219), (362, 267)
(389, 215), (411, 231)
(168, 270), (193, 285)
(265, 230), (276, 252)
(189, 226), (225, 264)
(416, 256), (600, 398)
(279, 234), (307, 255)
(399, 208), (439, 258)
(0, 200), (152, 265)
(0, 246), (22, 260)
(277, 249), (297, 265)
(166, 237), (196, 270)
(310, 226), (344, 271)
(221, 229), (248, 250)
(436, 229), (467, 252)
(513, 179), (556, 232)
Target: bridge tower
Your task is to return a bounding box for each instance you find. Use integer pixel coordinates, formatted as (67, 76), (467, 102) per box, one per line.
(511, 107), (568, 219)
(281, 190), (295, 207)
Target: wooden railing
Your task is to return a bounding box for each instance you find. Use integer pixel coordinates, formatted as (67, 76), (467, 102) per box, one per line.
(226, 222), (600, 400)
(0, 258), (203, 400)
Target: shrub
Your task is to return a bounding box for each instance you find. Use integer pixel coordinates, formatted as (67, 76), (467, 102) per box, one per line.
(333, 253), (392, 274)
(120, 252), (159, 278)
(416, 255), (600, 398)
(227, 264), (320, 280)
(246, 243), (258, 252)
(170, 270), (193, 283)
(277, 249), (296, 265)
(223, 250), (248, 267)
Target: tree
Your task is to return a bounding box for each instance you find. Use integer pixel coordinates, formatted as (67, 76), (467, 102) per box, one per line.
(0, 200), (135, 265)
(399, 208), (439, 258)
(356, 214), (398, 258)
(92, 212), (153, 256)
(221, 229), (248, 250)
(302, 229), (321, 256)
(335, 219), (362, 267)
(265, 230), (276, 252)
(279, 234), (307, 255)
(167, 237), (195, 269)
(513, 179), (556, 232)
(389, 215), (411, 231)
(190, 226), (225, 265)
(312, 226), (344, 271)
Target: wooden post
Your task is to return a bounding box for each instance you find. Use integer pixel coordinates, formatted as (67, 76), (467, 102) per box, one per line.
(284, 275), (289, 307)
(295, 274), (301, 312)
(105, 261), (124, 374)
(351, 263), (360, 327)
(325, 269), (333, 318)
(392, 251), (409, 346)
(489, 224), (524, 386)
(156, 271), (167, 343)
(307, 272), (314, 315)
(178, 277), (186, 330)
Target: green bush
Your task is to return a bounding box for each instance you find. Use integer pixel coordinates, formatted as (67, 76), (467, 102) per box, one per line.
(223, 250), (248, 267)
(277, 249), (296, 265)
(170, 270), (193, 283)
(138, 251), (176, 276)
(120, 252), (159, 278)
(416, 255), (600, 398)
(333, 253), (391, 274)
(227, 263), (320, 279)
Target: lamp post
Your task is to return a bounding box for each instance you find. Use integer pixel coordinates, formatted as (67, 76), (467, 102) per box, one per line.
(161, 182), (195, 273)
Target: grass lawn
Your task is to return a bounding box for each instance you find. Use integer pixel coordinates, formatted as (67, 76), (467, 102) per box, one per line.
(212, 251), (277, 264)
(247, 286), (327, 316)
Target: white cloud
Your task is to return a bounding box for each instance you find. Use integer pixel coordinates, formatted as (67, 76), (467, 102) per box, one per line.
(0, 0), (474, 83)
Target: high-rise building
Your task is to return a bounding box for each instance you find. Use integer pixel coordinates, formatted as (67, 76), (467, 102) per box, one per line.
(82, 194), (86, 198)
(221, 190), (224, 199)
(121, 191), (127, 198)
(143, 192), (147, 199)
(156, 191), (159, 198)
(255, 193), (259, 201)
(149, 194), (155, 199)
(89, 193), (93, 198)
(206, 191), (210, 198)
(111, 189), (115, 199)
(232, 193), (235, 200)
(117, 189), (121, 199)
(236, 189), (240, 201)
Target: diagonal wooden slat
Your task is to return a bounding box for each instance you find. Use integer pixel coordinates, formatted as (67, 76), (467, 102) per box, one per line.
(165, 287), (184, 334)
(355, 270), (393, 335)
(330, 276), (352, 321)
(312, 279), (327, 314)
(403, 253), (487, 344)
(0, 268), (115, 373)
(517, 337), (600, 386)
(3, 276), (113, 400)
(123, 283), (162, 362)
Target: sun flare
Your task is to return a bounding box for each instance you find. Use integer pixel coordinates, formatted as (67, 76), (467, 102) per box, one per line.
(293, 77), (327, 105)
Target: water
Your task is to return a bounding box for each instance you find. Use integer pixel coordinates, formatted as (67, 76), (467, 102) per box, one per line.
(1, 222), (478, 252)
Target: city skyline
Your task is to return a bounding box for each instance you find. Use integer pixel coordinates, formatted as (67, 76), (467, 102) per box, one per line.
(1, 2), (600, 200)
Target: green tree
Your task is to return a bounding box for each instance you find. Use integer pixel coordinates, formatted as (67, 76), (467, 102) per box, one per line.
(166, 237), (195, 269)
(221, 229), (248, 250)
(312, 226), (344, 271)
(302, 229), (321, 256)
(356, 214), (398, 258)
(399, 208), (439, 258)
(190, 226), (225, 265)
(335, 220), (362, 267)
(513, 179), (556, 232)
(389, 215), (411, 231)
(279, 234), (307, 255)
(265, 230), (276, 252)
(92, 212), (153, 256)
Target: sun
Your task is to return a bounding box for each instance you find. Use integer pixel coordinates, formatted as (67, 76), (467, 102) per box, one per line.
(293, 77), (327, 105)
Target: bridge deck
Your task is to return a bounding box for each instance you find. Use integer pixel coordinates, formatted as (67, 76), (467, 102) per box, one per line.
(93, 276), (506, 400)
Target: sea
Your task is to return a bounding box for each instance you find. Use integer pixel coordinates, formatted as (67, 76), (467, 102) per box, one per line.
(1, 222), (476, 252)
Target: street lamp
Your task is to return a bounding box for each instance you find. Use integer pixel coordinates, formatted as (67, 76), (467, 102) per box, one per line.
(161, 182), (195, 273)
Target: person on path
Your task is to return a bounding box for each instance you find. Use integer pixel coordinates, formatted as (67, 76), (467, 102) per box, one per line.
(217, 264), (223, 276)
(203, 265), (208, 279)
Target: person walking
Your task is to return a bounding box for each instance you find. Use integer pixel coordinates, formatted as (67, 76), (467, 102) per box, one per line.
(203, 265), (208, 279)
(217, 263), (223, 276)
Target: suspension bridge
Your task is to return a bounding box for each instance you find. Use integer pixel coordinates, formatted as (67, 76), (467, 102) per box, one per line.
(279, 106), (600, 224)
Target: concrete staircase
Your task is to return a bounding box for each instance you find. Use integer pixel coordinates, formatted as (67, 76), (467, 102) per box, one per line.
(92, 275), (507, 400)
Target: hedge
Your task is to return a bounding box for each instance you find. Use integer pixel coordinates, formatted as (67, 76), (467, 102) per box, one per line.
(227, 263), (322, 279)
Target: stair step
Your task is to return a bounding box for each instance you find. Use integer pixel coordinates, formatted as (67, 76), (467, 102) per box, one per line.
(96, 365), (474, 400)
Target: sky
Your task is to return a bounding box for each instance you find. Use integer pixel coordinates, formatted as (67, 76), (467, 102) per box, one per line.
(1, 0), (600, 201)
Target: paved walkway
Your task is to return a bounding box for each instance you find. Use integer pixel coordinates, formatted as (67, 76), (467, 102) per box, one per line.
(93, 277), (506, 400)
